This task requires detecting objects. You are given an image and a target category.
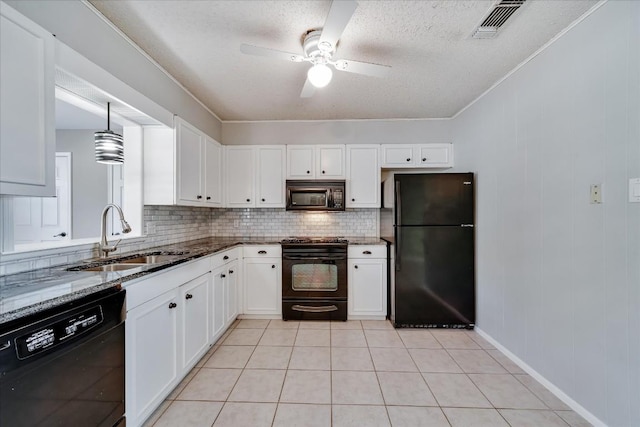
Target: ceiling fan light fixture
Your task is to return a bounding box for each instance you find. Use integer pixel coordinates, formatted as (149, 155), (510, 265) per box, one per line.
(307, 63), (333, 88)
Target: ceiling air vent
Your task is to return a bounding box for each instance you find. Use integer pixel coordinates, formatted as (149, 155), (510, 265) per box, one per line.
(472, 0), (526, 39)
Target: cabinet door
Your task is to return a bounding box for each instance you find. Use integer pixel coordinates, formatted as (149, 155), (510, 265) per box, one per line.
(380, 145), (415, 167)
(211, 265), (226, 341)
(257, 146), (285, 207)
(244, 259), (281, 315)
(226, 260), (239, 325)
(204, 137), (223, 206)
(0, 3), (55, 196)
(287, 145), (315, 179)
(181, 273), (211, 372)
(348, 259), (387, 317)
(126, 289), (179, 427)
(176, 118), (204, 204)
(225, 146), (255, 207)
(418, 144), (453, 167)
(317, 145), (345, 178)
(346, 145), (379, 208)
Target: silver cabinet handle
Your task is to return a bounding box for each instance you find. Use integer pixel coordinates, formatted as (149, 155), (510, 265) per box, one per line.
(292, 305), (338, 313)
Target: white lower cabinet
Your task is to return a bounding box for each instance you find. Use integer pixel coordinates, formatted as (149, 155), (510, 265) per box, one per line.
(348, 245), (388, 319)
(211, 249), (240, 343)
(125, 257), (213, 427)
(211, 264), (226, 341)
(180, 274), (211, 371)
(126, 288), (179, 427)
(226, 259), (239, 323)
(243, 245), (281, 316)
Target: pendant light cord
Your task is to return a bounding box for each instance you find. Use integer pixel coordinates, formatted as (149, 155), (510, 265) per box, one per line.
(107, 102), (111, 131)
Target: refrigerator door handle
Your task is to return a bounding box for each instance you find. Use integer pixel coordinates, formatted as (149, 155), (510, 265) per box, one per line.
(395, 181), (402, 271)
(395, 181), (402, 227)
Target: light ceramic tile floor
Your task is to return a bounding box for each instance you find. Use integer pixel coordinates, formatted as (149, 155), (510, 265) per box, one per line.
(143, 320), (592, 427)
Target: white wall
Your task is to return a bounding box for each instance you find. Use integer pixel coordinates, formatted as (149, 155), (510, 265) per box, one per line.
(6, 0), (222, 141)
(452, 2), (639, 426)
(222, 119), (451, 145)
(56, 130), (109, 239)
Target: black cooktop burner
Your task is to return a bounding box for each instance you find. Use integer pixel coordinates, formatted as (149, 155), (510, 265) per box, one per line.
(281, 237), (349, 244)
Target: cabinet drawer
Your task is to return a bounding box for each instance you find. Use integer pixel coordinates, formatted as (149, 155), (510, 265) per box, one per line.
(210, 247), (240, 268)
(243, 245), (282, 258)
(348, 245), (386, 259)
(125, 257), (210, 311)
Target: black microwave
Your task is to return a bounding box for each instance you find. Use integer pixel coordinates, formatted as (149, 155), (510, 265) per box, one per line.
(286, 180), (345, 211)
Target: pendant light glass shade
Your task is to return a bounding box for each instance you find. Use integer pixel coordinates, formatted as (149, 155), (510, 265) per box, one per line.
(95, 102), (124, 164)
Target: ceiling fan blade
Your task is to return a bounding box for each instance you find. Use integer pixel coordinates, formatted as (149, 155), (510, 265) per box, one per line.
(318, 0), (358, 51)
(333, 59), (391, 78)
(240, 43), (304, 62)
(300, 77), (316, 98)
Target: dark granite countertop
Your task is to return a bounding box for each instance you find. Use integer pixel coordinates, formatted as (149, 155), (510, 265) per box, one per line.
(0, 236), (386, 324)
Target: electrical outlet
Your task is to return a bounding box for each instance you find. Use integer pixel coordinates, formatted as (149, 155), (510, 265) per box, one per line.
(630, 178), (640, 203)
(590, 184), (602, 204)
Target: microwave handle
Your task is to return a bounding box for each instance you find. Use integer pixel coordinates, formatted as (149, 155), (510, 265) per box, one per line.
(328, 188), (333, 208)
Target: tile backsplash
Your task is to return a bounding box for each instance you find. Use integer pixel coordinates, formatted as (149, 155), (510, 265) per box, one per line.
(211, 208), (379, 238)
(0, 206), (378, 275)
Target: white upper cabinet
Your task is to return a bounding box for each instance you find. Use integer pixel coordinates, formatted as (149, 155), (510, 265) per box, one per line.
(380, 144), (453, 168)
(287, 145), (315, 178)
(346, 145), (380, 208)
(287, 145), (345, 179)
(144, 117), (223, 207)
(225, 145), (285, 208)
(256, 146), (285, 207)
(225, 146), (255, 207)
(204, 136), (223, 206)
(316, 145), (345, 178)
(0, 3), (55, 196)
(176, 119), (203, 204)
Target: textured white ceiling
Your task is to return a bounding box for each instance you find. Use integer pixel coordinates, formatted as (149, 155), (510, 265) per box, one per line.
(89, 0), (598, 121)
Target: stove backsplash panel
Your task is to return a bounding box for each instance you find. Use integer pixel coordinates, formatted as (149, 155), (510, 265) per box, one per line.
(211, 208), (378, 238)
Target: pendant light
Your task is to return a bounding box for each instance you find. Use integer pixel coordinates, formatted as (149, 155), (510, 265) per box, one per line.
(95, 102), (124, 164)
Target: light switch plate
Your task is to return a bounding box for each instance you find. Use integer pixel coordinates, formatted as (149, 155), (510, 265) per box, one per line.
(630, 178), (640, 203)
(590, 184), (602, 204)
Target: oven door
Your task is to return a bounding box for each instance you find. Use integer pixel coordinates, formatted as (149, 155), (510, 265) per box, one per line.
(282, 248), (347, 300)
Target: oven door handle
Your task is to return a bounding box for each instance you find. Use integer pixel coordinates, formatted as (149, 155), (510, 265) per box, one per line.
(283, 256), (344, 261)
(292, 304), (338, 313)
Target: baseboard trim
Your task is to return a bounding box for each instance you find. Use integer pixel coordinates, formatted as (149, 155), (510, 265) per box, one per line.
(474, 327), (607, 427)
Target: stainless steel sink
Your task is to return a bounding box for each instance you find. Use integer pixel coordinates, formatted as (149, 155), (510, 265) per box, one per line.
(81, 264), (144, 272)
(118, 255), (180, 264)
(67, 251), (190, 272)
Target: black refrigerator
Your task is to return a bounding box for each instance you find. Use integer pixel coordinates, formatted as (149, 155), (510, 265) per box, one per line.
(383, 173), (475, 329)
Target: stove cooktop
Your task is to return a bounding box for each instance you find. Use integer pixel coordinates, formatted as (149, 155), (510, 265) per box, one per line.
(281, 237), (349, 244)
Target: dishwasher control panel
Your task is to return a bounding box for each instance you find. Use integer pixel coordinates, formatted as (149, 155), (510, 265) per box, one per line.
(15, 305), (104, 359)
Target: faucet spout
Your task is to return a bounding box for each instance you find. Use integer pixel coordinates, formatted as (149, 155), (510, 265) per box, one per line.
(100, 203), (132, 258)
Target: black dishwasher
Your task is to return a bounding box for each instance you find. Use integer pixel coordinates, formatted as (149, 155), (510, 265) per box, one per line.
(0, 287), (126, 427)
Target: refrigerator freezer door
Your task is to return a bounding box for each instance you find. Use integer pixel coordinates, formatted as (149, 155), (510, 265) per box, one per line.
(395, 173), (474, 226)
(394, 225), (475, 327)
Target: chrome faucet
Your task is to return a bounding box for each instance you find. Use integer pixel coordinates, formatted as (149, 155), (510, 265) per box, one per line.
(100, 203), (132, 258)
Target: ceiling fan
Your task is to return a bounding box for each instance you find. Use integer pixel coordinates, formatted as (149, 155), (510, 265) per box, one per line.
(240, 0), (391, 98)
